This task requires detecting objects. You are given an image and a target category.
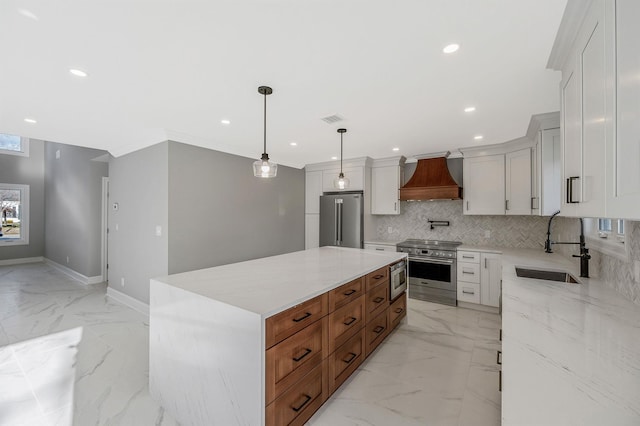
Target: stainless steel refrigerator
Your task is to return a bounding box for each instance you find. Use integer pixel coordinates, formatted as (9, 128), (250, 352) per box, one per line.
(319, 192), (364, 248)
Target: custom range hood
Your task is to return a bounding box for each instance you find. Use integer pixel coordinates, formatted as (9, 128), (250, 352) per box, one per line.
(400, 153), (462, 201)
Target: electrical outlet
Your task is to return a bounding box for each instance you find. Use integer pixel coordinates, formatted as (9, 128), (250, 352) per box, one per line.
(387, 227), (393, 234)
(55, 150), (60, 159)
(484, 230), (491, 238)
(121, 277), (125, 287)
(155, 225), (162, 237)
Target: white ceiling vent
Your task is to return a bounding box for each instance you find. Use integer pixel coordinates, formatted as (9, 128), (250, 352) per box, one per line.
(321, 114), (344, 124)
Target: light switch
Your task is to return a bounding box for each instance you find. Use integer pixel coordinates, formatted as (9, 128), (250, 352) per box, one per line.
(155, 225), (162, 237)
(55, 150), (61, 159)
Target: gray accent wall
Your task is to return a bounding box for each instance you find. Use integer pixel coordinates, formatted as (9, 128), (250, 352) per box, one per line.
(0, 139), (45, 260)
(167, 141), (305, 274)
(108, 142), (169, 304)
(44, 142), (108, 277)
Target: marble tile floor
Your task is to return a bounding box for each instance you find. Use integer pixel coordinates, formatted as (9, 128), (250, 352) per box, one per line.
(0, 262), (501, 426)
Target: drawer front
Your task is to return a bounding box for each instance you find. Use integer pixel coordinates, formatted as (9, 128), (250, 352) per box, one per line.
(365, 266), (389, 291)
(364, 244), (396, 252)
(457, 250), (480, 263)
(389, 292), (407, 329)
(266, 317), (327, 404)
(328, 295), (365, 353)
(457, 281), (481, 304)
(365, 309), (389, 356)
(365, 281), (389, 321)
(328, 277), (364, 312)
(329, 328), (365, 394)
(266, 360), (327, 426)
(266, 293), (328, 348)
(457, 262), (480, 284)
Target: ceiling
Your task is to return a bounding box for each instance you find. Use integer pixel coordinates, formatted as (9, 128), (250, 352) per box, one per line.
(0, 0), (567, 169)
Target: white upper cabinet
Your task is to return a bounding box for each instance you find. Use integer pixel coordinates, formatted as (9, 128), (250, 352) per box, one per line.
(535, 127), (562, 216)
(608, 0), (640, 219)
(505, 148), (532, 215)
(305, 170), (323, 214)
(371, 157), (405, 215)
(561, 65), (582, 217)
(463, 155), (506, 215)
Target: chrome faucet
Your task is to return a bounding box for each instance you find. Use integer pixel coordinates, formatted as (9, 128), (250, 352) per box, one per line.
(544, 210), (591, 278)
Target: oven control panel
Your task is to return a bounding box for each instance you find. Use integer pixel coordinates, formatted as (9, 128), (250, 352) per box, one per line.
(397, 246), (456, 258)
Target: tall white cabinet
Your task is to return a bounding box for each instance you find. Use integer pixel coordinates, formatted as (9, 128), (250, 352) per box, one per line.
(550, 0), (640, 220)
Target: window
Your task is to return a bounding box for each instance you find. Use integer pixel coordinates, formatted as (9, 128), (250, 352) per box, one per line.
(0, 184), (29, 246)
(585, 217), (627, 261)
(0, 133), (29, 157)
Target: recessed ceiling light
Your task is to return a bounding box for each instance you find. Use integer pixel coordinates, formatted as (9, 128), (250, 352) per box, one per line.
(331, 156), (338, 160)
(69, 69), (88, 77)
(220, 119), (230, 125)
(443, 43), (460, 54)
(24, 118), (37, 124)
(474, 135), (484, 140)
(392, 147), (400, 152)
(464, 106), (476, 113)
(289, 142), (297, 146)
(17, 9), (38, 20)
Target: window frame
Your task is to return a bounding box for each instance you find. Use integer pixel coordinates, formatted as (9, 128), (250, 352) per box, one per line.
(585, 217), (628, 261)
(0, 183), (30, 246)
(0, 135), (30, 157)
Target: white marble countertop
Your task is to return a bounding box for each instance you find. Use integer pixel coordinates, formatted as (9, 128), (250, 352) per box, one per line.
(152, 247), (405, 318)
(500, 248), (640, 425)
(457, 244), (504, 254)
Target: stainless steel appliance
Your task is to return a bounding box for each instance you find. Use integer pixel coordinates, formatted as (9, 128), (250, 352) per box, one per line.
(319, 192), (363, 248)
(389, 260), (407, 301)
(397, 239), (462, 306)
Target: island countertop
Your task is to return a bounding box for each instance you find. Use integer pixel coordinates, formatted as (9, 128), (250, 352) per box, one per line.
(152, 246), (405, 318)
(499, 248), (640, 425)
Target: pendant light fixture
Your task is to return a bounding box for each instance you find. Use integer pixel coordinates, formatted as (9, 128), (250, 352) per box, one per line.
(333, 128), (350, 189)
(253, 86), (277, 178)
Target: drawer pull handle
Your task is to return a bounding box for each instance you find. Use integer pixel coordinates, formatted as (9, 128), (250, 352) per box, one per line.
(462, 290), (475, 295)
(343, 316), (357, 326)
(499, 370), (502, 392)
(394, 307), (404, 314)
(292, 312), (312, 323)
(291, 394), (312, 412)
(462, 255), (474, 259)
(373, 296), (385, 303)
(497, 350), (502, 365)
(463, 271), (474, 275)
(373, 274), (384, 279)
(373, 325), (385, 334)
(293, 348), (312, 362)
(343, 289), (357, 296)
(375, 248), (384, 251)
(342, 352), (357, 364)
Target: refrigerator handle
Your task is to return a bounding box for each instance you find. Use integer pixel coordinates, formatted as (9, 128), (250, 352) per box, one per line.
(334, 200), (339, 245)
(337, 202), (342, 245)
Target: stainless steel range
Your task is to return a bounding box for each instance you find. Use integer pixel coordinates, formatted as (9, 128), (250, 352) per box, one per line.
(397, 239), (462, 306)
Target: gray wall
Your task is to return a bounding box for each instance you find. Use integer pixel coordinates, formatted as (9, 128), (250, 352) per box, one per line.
(167, 141), (305, 274)
(44, 142), (108, 277)
(0, 139), (45, 260)
(108, 142), (169, 304)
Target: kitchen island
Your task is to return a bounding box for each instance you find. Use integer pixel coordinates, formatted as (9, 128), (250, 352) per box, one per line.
(149, 246), (406, 426)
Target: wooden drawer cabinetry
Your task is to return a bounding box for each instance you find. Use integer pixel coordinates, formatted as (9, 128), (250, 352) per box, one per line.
(266, 317), (328, 404)
(389, 292), (407, 329)
(265, 260), (406, 425)
(328, 296), (365, 353)
(266, 361), (328, 426)
(266, 294), (328, 348)
(328, 277), (364, 311)
(328, 329), (365, 393)
(365, 309), (389, 356)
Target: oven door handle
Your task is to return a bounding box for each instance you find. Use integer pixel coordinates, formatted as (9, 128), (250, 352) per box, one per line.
(409, 257), (454, 265)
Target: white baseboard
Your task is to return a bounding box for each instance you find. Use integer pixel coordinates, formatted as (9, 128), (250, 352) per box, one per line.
(107, 287), (149, 316)
(44, 258), (104, 286)
(0, 256), (44, 266)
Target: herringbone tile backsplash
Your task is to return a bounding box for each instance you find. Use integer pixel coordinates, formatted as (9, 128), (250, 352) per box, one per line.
(373, 201), (640, 306)
(373, 200), (549, 248)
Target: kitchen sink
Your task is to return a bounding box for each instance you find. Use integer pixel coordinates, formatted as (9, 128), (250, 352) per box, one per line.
(515, 267), (580, 284)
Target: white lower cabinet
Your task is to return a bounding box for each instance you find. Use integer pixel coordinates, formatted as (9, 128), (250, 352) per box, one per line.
(457, 250), (502, 308)
(364, 243), (397, 252)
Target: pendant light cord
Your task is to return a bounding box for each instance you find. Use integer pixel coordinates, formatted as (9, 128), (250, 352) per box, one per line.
(263, 91), (267, 156)
(340, 132), (343, 174)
